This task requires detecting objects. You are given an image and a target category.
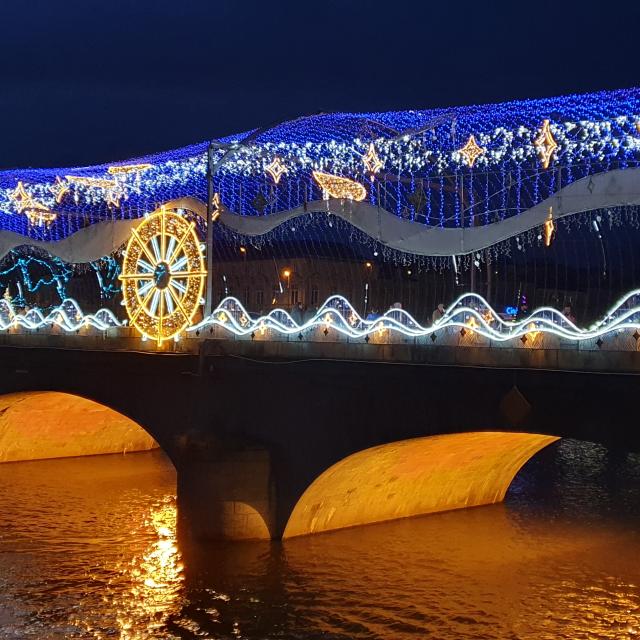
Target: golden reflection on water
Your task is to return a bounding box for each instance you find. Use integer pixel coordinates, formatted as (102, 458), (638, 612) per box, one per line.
(116, 499), (184, 640)
(0, 441), (639, 639)
(281, 503), (640, 639)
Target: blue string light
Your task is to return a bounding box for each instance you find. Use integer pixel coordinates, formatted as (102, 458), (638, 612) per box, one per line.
(0, 88), (636, 247)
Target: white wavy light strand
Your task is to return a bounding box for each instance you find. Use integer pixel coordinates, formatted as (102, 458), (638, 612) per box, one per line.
(0, 298), (123, 332)
(189, 290), (640, 344)
(2, 289), (640, 347)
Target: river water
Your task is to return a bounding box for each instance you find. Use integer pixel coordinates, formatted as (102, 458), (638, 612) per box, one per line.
(0, 439), (639, 639)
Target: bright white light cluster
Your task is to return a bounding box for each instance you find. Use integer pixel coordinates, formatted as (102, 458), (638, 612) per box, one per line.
(189, 290), (640, 344)
(2, 112), (638, 217)
(0, 298), (123, 331)
(214, 115), (640, 177)
(1, 154), (208, 215)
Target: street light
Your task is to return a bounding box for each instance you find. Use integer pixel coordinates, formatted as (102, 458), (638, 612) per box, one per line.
(283, 269), (291, 289)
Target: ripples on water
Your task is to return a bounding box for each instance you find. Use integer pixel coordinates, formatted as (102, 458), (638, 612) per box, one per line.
(0, 441), (639, 639)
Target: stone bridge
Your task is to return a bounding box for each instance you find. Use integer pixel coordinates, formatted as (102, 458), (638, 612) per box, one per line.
(1, 338), (638, 541)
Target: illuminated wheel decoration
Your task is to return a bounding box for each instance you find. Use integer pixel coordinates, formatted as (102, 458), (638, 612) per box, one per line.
(120, 208), (206, 345)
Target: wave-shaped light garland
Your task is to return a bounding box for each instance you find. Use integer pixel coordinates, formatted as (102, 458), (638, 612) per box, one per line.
(0, 298), (123, 331)
(2, 290), (640, 345)
(189, 290), (640, 344)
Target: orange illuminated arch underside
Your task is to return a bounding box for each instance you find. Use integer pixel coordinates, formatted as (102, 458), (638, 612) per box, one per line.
(283, 431), (558, 538)
(0, 391), (159, 462)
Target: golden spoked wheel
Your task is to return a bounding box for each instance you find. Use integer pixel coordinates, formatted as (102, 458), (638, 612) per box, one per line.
(120, 208), (206, 345)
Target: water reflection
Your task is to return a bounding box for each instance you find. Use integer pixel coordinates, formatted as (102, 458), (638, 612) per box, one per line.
(0, 451), (183, 639)
(0, 441), (639, 638)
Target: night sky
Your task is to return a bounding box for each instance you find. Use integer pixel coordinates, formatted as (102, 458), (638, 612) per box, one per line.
(1, 0), (638, 169)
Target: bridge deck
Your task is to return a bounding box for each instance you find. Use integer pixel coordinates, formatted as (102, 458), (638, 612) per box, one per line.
(1, 328), (640, 374)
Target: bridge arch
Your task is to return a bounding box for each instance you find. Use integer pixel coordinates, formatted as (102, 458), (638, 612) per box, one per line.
(283, 431), (558, 538)
(0, 390), (160, 463)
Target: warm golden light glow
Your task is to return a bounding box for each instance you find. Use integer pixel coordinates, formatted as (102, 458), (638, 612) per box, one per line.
(458, 135), (485, 168)
(313, 170), (367, 201)
(265, 157), (287, 184)
(363, 143), (383, 175)
(211, 192), (222, 221)
(0, 391), (158, 462)
(49, 176), (70, 203)
(284, 432), (558, 538)
(544, 207), (555, 246)
(114, 499), (183, 639)
(24, 204), (58, 227)
(465, 316), (479, 334)
(534, 119), (558, 169)
(120, 208), (206, 345)
(65, 175), (116, 189)
(239, 246), (246, 254)
(65, 175), (126, 207)
(526, 322), (540, 342)
(10, 181), (36, 213)
(9, 181), (58, 226)
(107, 163), (153, 175)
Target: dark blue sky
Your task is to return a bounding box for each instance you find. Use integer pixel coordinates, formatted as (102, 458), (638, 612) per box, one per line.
(1, 0), (638, 169)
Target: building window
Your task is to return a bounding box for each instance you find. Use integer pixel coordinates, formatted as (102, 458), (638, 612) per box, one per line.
(256, 289), (264, 308)
(244, 286), (250, 306)
(310, 287), (319, 306)
(290, 288), (299, 305)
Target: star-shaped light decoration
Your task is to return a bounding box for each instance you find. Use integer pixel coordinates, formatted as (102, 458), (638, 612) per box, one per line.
(543, 207), (555, 247)
(534, 119), (558, 169)
(458, 135), (485, 168)
(265, 157), (287, 185)
(8, 182), (57, 227)
(363, 143), (383, 176)
(211, 192), (222, 221)
(49, 177), (70, 204)
(635, 120), (640, 135)
(10, 181), (35, 213)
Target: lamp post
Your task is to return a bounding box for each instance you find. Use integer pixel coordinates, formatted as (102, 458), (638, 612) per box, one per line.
(205, 141), (216, 318)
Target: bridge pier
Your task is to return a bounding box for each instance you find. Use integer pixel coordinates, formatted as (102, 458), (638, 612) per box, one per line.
(176, 447), (276, 541)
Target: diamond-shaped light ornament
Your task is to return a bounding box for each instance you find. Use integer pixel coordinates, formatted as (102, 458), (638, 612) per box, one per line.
(534, 119), (558, 169)
(10, 181), (35, 213)
(458, 135), (484, 168)
(363, 143), (383, 176)
(266, 157), (287, 185)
